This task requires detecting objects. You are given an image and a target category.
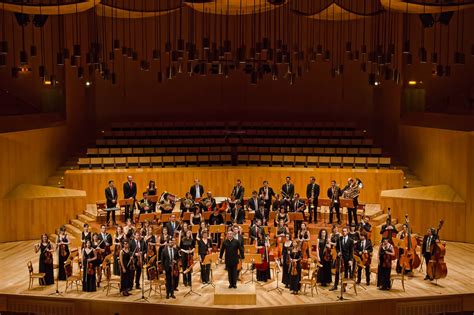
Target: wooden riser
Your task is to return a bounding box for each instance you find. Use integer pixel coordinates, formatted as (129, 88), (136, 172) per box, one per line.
(214, 282), (256, 305)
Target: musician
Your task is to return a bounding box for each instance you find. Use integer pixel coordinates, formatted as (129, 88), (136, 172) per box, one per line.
(247, 191), (261, 211)
(91, 233), (104, 287)
(290, 193), (306, 238)
(198, 230), (212, 284)
(249, 219), (263, 245)
(190, 207), (203, 227)
(348, 224), (360, 245)
(190, 178), (204, 200)
(422, 227), (438, 280)
(123, 176), (137, 221)
(209, 208), (224, 248)
(113, 225), (125, 276)
(158, 226), (171, 271)
(341, 178), (359, 226)
(276, 219), (290, 237)
(327, 180), (341, 224)
(258, 180), (275, 211)
(147, 180), (158, 210)
(82, 239), (97, 292)
(275, 207), (290, 227)
(166, 214), (179, 236)
(144, 226), (157, 279)
(98, 224), (113, 253)
(231, 179), (245, 204)
(377, 238), (395, 290)
(180, 192), (195, 218)
(281, 176), (295, 208)
(316, 229), (332, 287)
(219, 230), (245, 289)
(230, 201), (245, 224)
(140, 220), (151, 237)
(330, 227), (354, 292)
(254, 202), (269, 226)
(105, 180), (118, 226)
(232, 225), (245, 248)
(355, 233), (373, 286)
(161, 239), (179, 299)
(159, 192), (175, 214)
(282, 234), (293, 288)
(119, 240), (132, 296)
(255, 229), (271, 282)
(359, 216), (372, 235)
(288, 241), (302, 295)
(129, 231), (145, 289)
(34, 234), (54, 285)
(200, 191), (217, 212)
(272, 195), (283, 212)
(306, 176), (320, 223)
(180, 230), (195, 286)
(56, 226), (70, 280)
(197, 221), (208, 241)
(81, 223), (92, 249)
(396, 224), (410, 274)
(138, 192), (152, 214)
(380, 217), (398, 240)
(124, 218), (135, 241)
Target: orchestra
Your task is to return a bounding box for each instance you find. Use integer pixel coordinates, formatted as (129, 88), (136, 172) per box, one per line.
(31, 175), (449, 301)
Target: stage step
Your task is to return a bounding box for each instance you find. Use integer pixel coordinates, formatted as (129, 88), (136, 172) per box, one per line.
(78, 214), (95, 223)
(70, 219), (84, 230)
(65, 224), (82, 237)
(214, 282), (256, 305)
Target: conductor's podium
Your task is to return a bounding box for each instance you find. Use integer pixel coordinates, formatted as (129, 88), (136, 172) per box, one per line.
(214, 282), (257, 305)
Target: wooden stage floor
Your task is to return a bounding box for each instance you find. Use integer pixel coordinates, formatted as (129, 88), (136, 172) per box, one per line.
(1, 240), (473, 310)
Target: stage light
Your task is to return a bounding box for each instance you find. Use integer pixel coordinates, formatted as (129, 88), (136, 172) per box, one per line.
(408, 80), (417, 85)
(85, 81), (92, 87)
(374, 81), (380, 86)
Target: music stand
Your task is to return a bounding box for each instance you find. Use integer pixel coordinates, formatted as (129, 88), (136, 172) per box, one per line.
(135, 264), (150, 302)
(318, 199), (331, 225)
(191, 225), (200, 234)
(267, 261), (283, 294)
(203, 212), (212, 221)
(139, 213), (156, 224)
(340, 199), (354, 226)
(119, 198), (136, 221)
(201, 253), (218, 289)
(160, 213), (172, 224)
(48, 241), (63, 296)
(244, 254), (262, 284)
(183, 261), (201, 297)
(209, 225), (226, 248)
(182, 212), (192, 222)
(247, 211), (255, 222)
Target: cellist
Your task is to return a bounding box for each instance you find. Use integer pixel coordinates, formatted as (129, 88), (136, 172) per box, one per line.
(422, 227), (438, 280)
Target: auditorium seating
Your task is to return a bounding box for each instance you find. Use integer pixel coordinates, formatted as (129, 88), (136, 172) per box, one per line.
(78, 121), (392, 169)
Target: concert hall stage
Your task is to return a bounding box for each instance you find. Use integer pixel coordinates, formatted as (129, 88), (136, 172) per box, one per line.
(1, 240), (473, 315)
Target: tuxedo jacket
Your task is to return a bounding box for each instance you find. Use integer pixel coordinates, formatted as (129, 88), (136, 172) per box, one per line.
(327, 186), (341, 204)
(231, 185), (245, 202)
(356, 239), (373, 254)
(247, 197), (261, 211)
(289, 199), (306, 212)
(123, 182), (137, 199)
(220, 238), (245, 267)
(230, 207), (245, 224)
(161, 247), (179, 270)
(166, 221), (179, 236)
(129, 238), (146, 260)
(336, 236), (354, 261)
(105, 187), (118, 208)
(258, 186), (275, 201)
(281, 183), (295, 199)
(306, 183), (320, 199)
(190, 184), (204, 200)
(98, 233), (113, 248)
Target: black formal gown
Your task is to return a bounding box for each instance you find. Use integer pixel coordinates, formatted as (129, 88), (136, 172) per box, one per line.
(180, 238), (195, 286)
(120, 249), (133, 292)
(282, 241), (292, 286)
(113, 234), (124, 276)
(316, 239), (332, 285)
(82, 249), (97, 292)
(289, 251), (302, 292)
(57, 235), (70, 280)
(256, 239), (271, 282)
(198, 239), (211, 283)
(39, 243), (54, 285)
(377, 247), (392, 290)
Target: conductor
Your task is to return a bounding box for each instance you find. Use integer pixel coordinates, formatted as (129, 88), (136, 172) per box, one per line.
(219, 230), (245, 289)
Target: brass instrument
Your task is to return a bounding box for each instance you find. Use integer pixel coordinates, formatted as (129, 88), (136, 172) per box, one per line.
(330, 185), (340, 208)
(342, 182), (360, 200)
(181, 198), (194, 210)
(310, 186), (315, 210)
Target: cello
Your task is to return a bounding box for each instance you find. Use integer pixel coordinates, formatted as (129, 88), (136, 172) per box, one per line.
(399, 215), (421, 271)
(254, 234), (270, 272)
(427, 219), (448, 280)
(382, 208), (399, 260)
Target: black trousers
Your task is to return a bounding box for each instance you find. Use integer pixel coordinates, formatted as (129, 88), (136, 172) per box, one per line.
(347, 208), (358, 226)
(308, 200), (318, 222)
(329, 204), (340, 224)
(200, 262), (211, 283)
(133, 262), (142, 287)
(294, 221), (302, 238)
(334, 258), (352, 287)
(106, 209), (116, 224)
(165, 268), (174, 296)
(226, 263), (238, 287)
(125, 202), (135, 221)
(423, 253), (432, 276)
(357, 264), (371, 284)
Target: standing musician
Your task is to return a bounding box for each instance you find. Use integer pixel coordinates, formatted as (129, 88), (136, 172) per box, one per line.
(198, 230), (212, 284)
(349, 222), (360, 276)
(166, 214), (179, 236)
(316, 229), (332, 287)
(272, 195), (283, 212)
(140, 220), (151, 237)
(231, 179), (245, 205)
(341, 178), (360, 226)
(138, 192), (152, 214)
(119, 240), (132, 296)
(105, 180), (118, 226)
(219, 230), (245, 289)
(82, 240), (97, 292)
(422, 227), (438, 280)
(396, 224), (410, 274)
(254, 202), (269, 226)
(161, 239), (179, 299)
(274, 207), (290, 227)
(91, 233), (104, 287)
(180, 229), (196, 286)
(330, 227), (354, 292)
(327, 180), (341, 225)
(123, 175), (137, 221)
(158, 227), (171, 272)
(255, 229), (271, 282)
(200, 191), (217, 212)
(377, 238), (395, 290)
(258, 180), (275, 211)
(288, 241), (302, 295)
(249, 219), (264, 245)
(113, 225), (125, 276)
(247, 191), (261, 211)
(290, 193), (306, 238)
(190, 207), (203, 228)
(282, 234), (293, 288)
(208, 208), (225, 248)
(147, 180), (158, 211)
(81, 223), (92, 249)
(144, 226), (157, 279)
(355, 232), (373, 286)
(281, 176), (295, 208)
(34, 234), (55, 285)
(230, 201), (245, 224)
(129, 231), (145, 290)
(57, 226), (70, 281)
(359, 215), (372, 235)
(124, 218), (136, 241)
(306, 176), (320, 224)
(180, 192), (195, 218)
(98, 224), (113, 257)
(190, 178), (204, 200)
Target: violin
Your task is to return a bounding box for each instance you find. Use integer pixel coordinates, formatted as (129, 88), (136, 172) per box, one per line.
(290, 258), (299, 276)
(172, 260), (180, 277)
(44, 248), (53, 265)
(65, 263), (73, 277)
(87, 262), (95, 275)
(427, 219), (448, 280)
(275, 236), (283, 260)
(399, 215), (421, 270)
(381, 246), (393, 269)
(147, 242), (155, 258)
(187, 250), (194, 267)
(361, 251), (372, 267)
(59, 234), (68, 257)
(323, 242), (332, 262)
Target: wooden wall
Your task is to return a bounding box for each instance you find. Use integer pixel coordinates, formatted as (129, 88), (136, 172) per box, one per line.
(398, 125), (474, 243)
(64, 167), (404, 204)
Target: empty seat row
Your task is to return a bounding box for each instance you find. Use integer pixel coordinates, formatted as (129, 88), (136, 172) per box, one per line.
(86, 146), (233, 156)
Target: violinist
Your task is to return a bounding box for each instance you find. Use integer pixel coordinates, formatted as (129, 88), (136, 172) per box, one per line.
(255, 229), (271, 282)
(209, 207), (224, 248)
(57, 225), (70, 281)
(91, 233), (104, 287)
(348, 223), (360, 276)
(254, 202), (268, 226)
(288, 241), (302, 295)
(129, 231), (145, 289)
(422, 227), (438, 280)
(158, 226), (171, 272)
(247, 191), (261, 211)
(198, 230), (212, 284)
(290, 193), (306, 238)
(161, 238), (179, 299)
(219, 230), (245, 289)
(330, 227), (354, 292)
(316, 229), (332, 287)
(249, 219), (263, 245)
(229, 201), (245, 224)
(196, 221), (208, 241)
(180, 229), (195, 286)
(113, 225), (125, 276)
(282, 234), (293, 288)
(82, 240), (97, 292)
(377, 238), (395, 290)
(81, 223), (92, 249)
(124, 218), (135, 241)
(119, 240), (132, 296)
(355, 232), (373, 286)
(258, 180), (275, 211)
(298, 223), (311, 264)
(145, 226), (157, 279)
(34, 234), (54, 285)
(274, 207), (289, 227)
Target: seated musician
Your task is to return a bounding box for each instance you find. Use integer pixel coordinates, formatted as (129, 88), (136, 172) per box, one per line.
(355, 232), (373, 285)
(254, 202), (268, 226)
(209, 208), (225, 248)
(190, 207), (203, 227)
(200, 191), (217, 212)
(359, 216), (372, 235)
(247, 191), (261, 212)
(139, 192), (152, 214)
(274, 206), (290, 227)
(276, 219), (290, 238)
(180, 192), (195, 218)
(160, 193), (175, 214)
(165, 214), (179, 236)
(272, 194), (283, 212)
(290, 193), (306, 238)
(229, 201), (245, 224)
(249, 219), (263, 245)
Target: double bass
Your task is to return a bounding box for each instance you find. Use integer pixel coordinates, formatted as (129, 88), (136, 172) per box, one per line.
(382, 208), (398, 260)
(399, 215), (421, 270)
(427, 220), (448, 280)
(300, 240), (310, 270)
